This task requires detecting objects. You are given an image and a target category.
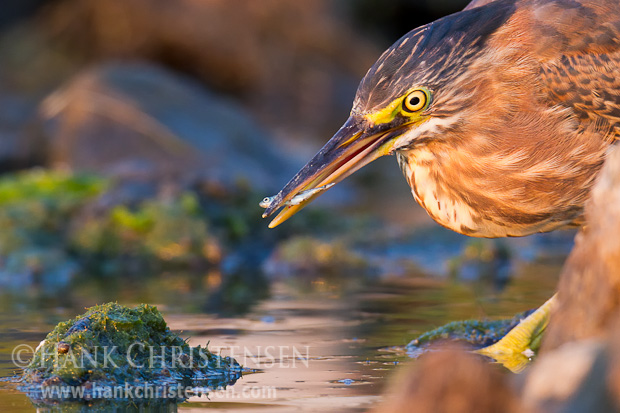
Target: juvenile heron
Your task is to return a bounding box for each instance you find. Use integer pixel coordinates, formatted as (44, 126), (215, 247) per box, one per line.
(260, 0), (620, 358)
(262, 0), (619, 240)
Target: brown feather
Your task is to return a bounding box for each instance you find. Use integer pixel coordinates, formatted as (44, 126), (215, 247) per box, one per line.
(391, 0), (619, 237)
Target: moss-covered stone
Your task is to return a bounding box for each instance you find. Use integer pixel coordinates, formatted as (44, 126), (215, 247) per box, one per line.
(407, 309), (535, 351)
(22, 303), (240, 391)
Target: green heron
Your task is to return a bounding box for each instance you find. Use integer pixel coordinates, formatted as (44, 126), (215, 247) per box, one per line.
(262, 0), (619, 237)
(261, 0), (620, 356)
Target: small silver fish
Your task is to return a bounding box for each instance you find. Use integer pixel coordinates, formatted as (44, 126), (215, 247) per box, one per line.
(259, 183), (335, 209)
(259, 196), (275, 209)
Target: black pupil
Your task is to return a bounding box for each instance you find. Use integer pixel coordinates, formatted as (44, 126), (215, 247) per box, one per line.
(409, 96), (421, 107)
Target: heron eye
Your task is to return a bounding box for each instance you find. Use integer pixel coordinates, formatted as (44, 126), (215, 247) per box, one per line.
(402, 90), (428, 114)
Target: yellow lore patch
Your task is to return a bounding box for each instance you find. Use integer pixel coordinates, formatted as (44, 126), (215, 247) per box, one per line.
(365, 98), (403, 125)
(364, 87), (431, 125)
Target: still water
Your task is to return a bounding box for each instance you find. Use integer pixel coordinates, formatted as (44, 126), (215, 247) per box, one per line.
(0, 230), (566, 412)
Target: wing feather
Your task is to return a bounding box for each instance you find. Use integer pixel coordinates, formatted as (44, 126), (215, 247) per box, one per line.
(530, 0), (620, 139)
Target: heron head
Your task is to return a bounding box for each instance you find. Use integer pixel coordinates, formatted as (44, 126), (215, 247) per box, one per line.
(262, 2), (515, 227)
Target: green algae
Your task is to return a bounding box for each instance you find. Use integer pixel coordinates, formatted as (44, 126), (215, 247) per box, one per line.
(72, 193), (213, 266)
(22, 303), (240, 390)
(0, 169), (221, 282)
(407, 308), (535, 351)
(0, 169), (105, 205)
(0, 169), (106, 255)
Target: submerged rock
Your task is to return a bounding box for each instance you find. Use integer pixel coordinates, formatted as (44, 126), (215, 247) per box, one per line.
(20, 303), (241, 401)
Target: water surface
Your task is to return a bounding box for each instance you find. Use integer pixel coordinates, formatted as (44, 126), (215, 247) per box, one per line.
(0, 230), (566, 412)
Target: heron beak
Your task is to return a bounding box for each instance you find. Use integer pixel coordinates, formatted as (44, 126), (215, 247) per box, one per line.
(262, 116), (406, 228)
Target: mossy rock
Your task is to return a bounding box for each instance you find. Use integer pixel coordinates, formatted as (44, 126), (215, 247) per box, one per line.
(20, 303), (241, 400)
(407, 309), (535, 351)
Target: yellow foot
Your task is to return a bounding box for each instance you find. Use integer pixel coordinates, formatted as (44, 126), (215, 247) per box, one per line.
(476, 294), (557, 373)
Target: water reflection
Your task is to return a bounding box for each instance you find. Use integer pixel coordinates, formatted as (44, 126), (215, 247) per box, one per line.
(0, 226), (569, 412)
